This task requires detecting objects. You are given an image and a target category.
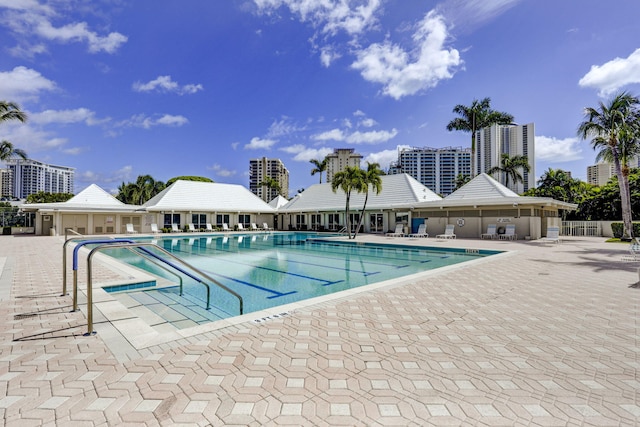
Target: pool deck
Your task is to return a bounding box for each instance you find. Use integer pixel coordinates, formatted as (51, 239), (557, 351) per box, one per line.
(0, 233), (639, 426)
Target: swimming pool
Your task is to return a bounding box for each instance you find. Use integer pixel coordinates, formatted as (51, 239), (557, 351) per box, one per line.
(101, 232), (500, 322)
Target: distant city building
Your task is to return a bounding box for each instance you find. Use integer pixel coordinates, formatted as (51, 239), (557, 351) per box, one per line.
(325, 148), (363, 183)
(4, 159), (74, 199)
(475, 123), (535, 194)
(389, 146), (471, 196)
(0, 168), (12, 198)
(587, 158), (640, 186)
(249, 157), (289, 202)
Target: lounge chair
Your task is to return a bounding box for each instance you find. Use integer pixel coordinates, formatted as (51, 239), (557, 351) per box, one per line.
(262, 223), (273, 231)
(500, 224), (517, 240)
(205, 223), (214, 232)
(386, 224), (405, 237)
(150, 223), (160, 234)
(436, 224), (456, 239)
(125, 223), (138, 234)
(481, 224), (498, 240)
(222, 223), (230, 232)
(237, 223), (245, 231)
(250, 223), (259, 231)
(409, 223), (428, 238)
(187, 223), (198, 232)
(541, 226), (561, 244)
(622, 240), (640, 261)
(171, 223), (180, 233)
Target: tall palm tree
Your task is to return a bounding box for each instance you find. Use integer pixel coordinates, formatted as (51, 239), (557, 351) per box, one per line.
(487, 153), (531, 190)
(353, 162), (384, 238)
(454, 174), (470, 191)
(578, 91), (640, 240)
(446, 97), (514, 176)
(0, 101), (28, 161)
(116, 175), (166, 205)
(259, 176), (281, 201)
(310, 157), (328, 184)
(331, 166), (366, 239)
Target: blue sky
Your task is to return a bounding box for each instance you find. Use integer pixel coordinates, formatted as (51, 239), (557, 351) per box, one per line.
(1, 0), (639, 196)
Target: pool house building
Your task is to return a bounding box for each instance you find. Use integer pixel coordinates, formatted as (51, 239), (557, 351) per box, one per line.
(21, 174), (576, 239)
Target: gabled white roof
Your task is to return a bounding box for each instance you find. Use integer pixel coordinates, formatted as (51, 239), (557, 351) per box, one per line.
(143, 180), (275, 213)
(279, 174), (441, 213)
(269, 195), (289, 209)
(445, 173), (519, 200)
(68, 184), (126, 206)
(21, 184), (141, 212)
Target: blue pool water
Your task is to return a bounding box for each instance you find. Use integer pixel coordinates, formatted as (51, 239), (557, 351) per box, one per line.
(101, 232), (500, 320)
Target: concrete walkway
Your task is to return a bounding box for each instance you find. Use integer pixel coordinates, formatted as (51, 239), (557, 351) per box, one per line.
(0, 234), (638, 426)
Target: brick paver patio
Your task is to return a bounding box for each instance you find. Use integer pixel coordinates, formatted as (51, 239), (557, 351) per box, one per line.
(0, 234), (638, 426)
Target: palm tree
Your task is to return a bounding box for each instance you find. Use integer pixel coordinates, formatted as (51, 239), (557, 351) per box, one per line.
(446, 98), (514, 176)
(353, 162), (384, 238)
(310, 158), (328, 184)
(259, 176), (281, 201)
(331, 166), (366, 239)
(0, 101), (28, 161)
(578, 91), (640, 240)
(487, 153), (531, 190)
(454, 174), (470, 191)
(116, 175), (166, 204)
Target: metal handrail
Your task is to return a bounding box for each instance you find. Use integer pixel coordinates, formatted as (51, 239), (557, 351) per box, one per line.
(84, 242), (244, 335)
(127, 247), (184, 296)
(62, 229), (85, 296)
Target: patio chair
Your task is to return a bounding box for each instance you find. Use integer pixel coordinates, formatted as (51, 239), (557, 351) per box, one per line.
(222, 223), (230, 232)
(250, 223), (259, 231)
(205, 223), (214, 232)
(481, 224), (498, 239)
(187, 223), (198, 232)
(262, 222), (273, 231)
(499, 224), (517, 240)
(237, 223), (245, 231)
(541, 226), (561, 244)
(622, 239), (640, 261)
(386, 223), (405, 237)
(125, 223), (138, 234)
(409, 223), (428, 238)
(436, 224), (456, 239)
(150, 223), (160, 234)
(171, 223), (180, 233)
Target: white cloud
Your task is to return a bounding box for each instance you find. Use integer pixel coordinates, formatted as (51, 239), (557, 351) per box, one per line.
(132, 75), (204, 95)
(578, 48), (640, 97)
(245, 136), (277, 149)
(266, 117), (306, 138)
(358, 118), (377, 128)
(280, 144), (333, 162)
(31, 108), (105, 126)
(254, 0), (382, 36)
(320, 46), (340, 67)
(312, 128), (345, 141)
(118, 113), (188, 129)
(0, 122), (67, 153)
(312, 127), (398, 144)
(535, 136), (583, 162)
(208, 164), (236, 177)
(436, 0), (521, 32)
(0, 66), (56, 101)
(364, 146), (408, 170)
(351, 11), (461, 99)
(1, 3), (127, 54)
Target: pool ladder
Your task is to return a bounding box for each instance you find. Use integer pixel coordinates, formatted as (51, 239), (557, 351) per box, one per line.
(63, 238), (244, 335)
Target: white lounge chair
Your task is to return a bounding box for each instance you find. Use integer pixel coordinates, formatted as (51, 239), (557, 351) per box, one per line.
(386, 224), (405, 237)
(262, 223), (273, 231)
(481, 224), (498, 239)
(541, 226), (561, 244)
(150, 223), (160, 234)
(125, 223), (138, 234)
(222, 223), (230, 232)
(500, 224), (517, 240)
(436, 224), (456, 239)
(409, 223), (428, 238)
(171, 223), (180, 233)
(250, 223), (259, 231)
(237, 223), (245, 231)
(187, 223), (198, 232)
(205, 223), (214, 232)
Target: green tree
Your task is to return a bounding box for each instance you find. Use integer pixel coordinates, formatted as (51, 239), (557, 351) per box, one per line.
(0, 101), (28, 161)
(258, 176), (282, 201)
(577, 91), (640, 240)
(117, 175), (166, 205)
(454, 174), (470, 191)
(310, 158), (328, 184)
(331, 166), (366, 239)
(487, 153), (531, 190)
(26, 191), (74, 203)
(446, 97), (513, 177)
(166, 176), (213, 186)
(353, 162), (384, 238)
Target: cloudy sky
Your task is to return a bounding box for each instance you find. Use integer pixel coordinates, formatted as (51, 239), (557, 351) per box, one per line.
(0, 0), (639, 195)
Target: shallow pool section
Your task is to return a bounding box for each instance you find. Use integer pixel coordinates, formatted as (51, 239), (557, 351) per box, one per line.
(101, 233), (500, 324)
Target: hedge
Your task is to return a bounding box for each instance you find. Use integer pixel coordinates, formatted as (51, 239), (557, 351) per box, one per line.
(610, 222), (640, 238)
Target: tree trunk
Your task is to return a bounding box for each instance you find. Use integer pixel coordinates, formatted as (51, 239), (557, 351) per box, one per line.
(344, 194), (352, 239)
(613, 153), (633, 240)
(354, 192), (369, 239)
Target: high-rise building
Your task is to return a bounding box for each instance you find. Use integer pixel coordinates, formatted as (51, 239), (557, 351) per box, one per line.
(389, 146), (471, 196)
(587, 157), (639, 186)
(249, 157), (289, 202)
(0, 168), (12, 198)
(4, 159), (74, 199)
(325, 148), (363, 183)
(475, 123), (535, 194)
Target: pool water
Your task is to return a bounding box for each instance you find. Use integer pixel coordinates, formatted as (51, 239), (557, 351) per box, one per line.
(102, 232), (499, 321)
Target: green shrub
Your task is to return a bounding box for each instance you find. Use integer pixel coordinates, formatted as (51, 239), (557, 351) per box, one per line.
(611, 222), (640, 238)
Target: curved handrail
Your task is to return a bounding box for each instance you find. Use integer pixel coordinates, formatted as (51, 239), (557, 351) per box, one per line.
(127, 247), (184, 296)
(61, 229), (85, 296)
(84, 242), (243, 335)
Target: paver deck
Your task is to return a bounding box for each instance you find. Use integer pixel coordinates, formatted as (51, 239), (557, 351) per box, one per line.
(0, 233), (638, 426)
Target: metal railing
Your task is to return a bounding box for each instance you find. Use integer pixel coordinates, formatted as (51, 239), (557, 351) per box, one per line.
(561, 221), (602, 237)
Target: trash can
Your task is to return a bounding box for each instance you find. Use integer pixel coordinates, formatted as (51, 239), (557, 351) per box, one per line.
(49, 227), (56, 236)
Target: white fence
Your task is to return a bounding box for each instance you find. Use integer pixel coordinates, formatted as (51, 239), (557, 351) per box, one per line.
(561, 221), (603, 237)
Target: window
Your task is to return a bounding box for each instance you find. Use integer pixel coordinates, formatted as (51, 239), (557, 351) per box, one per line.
(310, 214), (321, 230)
(238, 214), (251, 227)
(349, 213), (360, 232)
(191, 213), (206, 229)
(296, 214), (307, 230)
(328, 213), (340, 230)
(216, 214), (230, 227)
(164, 213), (180, 229)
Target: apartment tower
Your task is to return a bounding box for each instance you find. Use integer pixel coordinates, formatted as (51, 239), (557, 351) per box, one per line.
(4, 158), (75, 199)
(325, 148), (363, 183)
(249, 157), (289, 202)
